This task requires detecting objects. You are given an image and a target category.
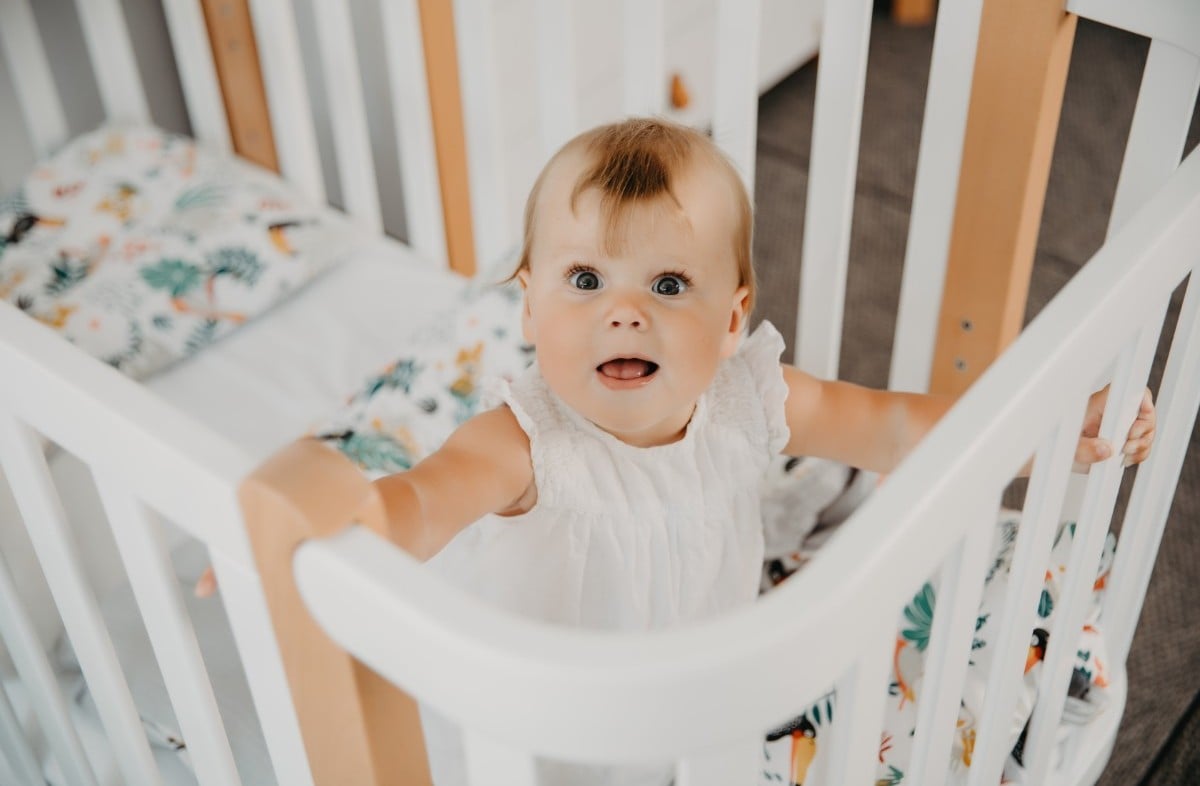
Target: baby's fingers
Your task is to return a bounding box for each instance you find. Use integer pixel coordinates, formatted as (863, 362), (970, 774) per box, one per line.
(1122, 427), (1155, 467)
(194, 566), (217, 598)
(1073, 437), (1113, 470)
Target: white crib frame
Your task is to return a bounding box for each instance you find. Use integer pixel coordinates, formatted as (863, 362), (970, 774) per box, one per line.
(0, 0), (1197, 785)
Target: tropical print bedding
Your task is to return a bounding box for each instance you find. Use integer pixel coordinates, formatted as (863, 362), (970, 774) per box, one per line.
(0, 124), (360, 379)
(314, 281), (1118, 784)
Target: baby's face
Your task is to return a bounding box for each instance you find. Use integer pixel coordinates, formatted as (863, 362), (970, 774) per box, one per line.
(519, 152), (748, 447)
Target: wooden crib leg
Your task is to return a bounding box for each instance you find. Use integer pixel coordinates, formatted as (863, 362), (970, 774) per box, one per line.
(930, 0), (1077, 396)
(241, 438), (433, 786)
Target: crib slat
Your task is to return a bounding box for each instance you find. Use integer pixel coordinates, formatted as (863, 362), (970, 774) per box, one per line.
(0, 648), (52, 786)
(72, 0), (151, 125)
(796, 0), (874, 378)
(1021, 324), (1162, 784)
(0, 548), (98, 786)
(463, 730), (537, 786)
(0, 415), (162, 786)
(1107, 42), (1200, 239)
(211, 550), (316, 786)
(819, 628), (892, 786)
(622, 0), (664, 117)
(161, 0), (232, 154)
(1106, 274), (1200, 665)
(455, 0), (513, 268)
(382, 0), (448, 266)
(676, 739), (760, 786)
(712, 0), (762, 192)
(905, 496), (997, 786)
(965, 405), (1085, 786)
(535, 0), (579, 159)
(93, 473), (243, 786)
(888, 0), (984, 393)
(247, 0), (326, 203)
(311, 1), (384, 234)
(0, 0), (69, 160)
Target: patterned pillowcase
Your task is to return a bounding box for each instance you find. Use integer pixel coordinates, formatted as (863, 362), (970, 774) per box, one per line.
(0, 124), (361, 379)
(310, 277), (533, 475)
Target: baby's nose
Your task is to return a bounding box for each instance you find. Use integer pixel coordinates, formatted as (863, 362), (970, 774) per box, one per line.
(607, 297), (647, 329)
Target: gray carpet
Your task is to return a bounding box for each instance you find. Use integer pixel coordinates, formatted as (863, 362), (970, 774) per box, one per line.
(751, 15), (1200, 784)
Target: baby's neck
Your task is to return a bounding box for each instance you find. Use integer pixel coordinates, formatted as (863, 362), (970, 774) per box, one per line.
(591, 402), (698, 448)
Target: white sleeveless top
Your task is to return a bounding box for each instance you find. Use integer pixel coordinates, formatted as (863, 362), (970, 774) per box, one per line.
(421, 322), (789, 785)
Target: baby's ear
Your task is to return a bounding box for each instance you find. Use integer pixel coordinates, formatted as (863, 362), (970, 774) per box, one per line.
(721, 285), (750, 358)
(517, 268), (536, 344)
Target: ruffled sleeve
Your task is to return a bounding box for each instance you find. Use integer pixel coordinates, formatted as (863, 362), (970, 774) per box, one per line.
(705, 319), (792, 458)
(728, 320), (791, 457)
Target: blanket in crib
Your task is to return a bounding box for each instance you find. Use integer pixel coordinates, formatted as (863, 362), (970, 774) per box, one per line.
(0, 124), (360, 379)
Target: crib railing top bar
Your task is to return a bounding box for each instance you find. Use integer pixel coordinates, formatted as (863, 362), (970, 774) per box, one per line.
(311, 1), (384, 234)
(0, 304), (256, 565)
(293, 151), (1200, 759)
(0, 0), (69, 160)
(247, 0), (326, 204)
(161, 0), (232, 154)
(72, 0), (151, 124)
(1067, 0), (1200, 59)
(382, 0), (448, 267)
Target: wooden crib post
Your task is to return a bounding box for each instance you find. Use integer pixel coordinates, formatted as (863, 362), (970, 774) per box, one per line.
(930, 0), (1078, 396)
(240, 438), (433, 786)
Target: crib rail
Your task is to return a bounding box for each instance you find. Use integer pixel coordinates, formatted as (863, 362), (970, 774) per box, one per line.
(287, 148), (1200, 781)
(0, 305), (315, 785)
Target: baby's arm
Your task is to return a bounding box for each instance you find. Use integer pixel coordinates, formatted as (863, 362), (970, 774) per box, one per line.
(373, 405), (534, 560)
(780, 365), (953, 473)
(779, 365), (1156, 475)
(193, 406), (533, 597)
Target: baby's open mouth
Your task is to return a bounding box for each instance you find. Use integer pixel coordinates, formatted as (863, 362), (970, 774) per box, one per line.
(597, 358), (659, 380)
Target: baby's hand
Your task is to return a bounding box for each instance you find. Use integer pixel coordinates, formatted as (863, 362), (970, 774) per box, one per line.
(194, 565), (217, 598)
(1073, 386), (1156, 472)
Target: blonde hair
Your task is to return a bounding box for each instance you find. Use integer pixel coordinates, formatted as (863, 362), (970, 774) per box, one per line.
(509, 117), (756, 315)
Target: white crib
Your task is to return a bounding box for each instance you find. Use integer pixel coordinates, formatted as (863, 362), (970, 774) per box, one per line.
(0, 1), (1197, 785)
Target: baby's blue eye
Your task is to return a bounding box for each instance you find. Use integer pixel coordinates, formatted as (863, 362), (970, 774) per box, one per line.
(569, 270), (601, 290)
(652, 275), (687, 296)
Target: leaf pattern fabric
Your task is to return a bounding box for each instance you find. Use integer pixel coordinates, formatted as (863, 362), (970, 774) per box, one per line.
(0, 125), (360, 379)
(309, 277), (533, 475)
(759, 515), (1117, 784)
